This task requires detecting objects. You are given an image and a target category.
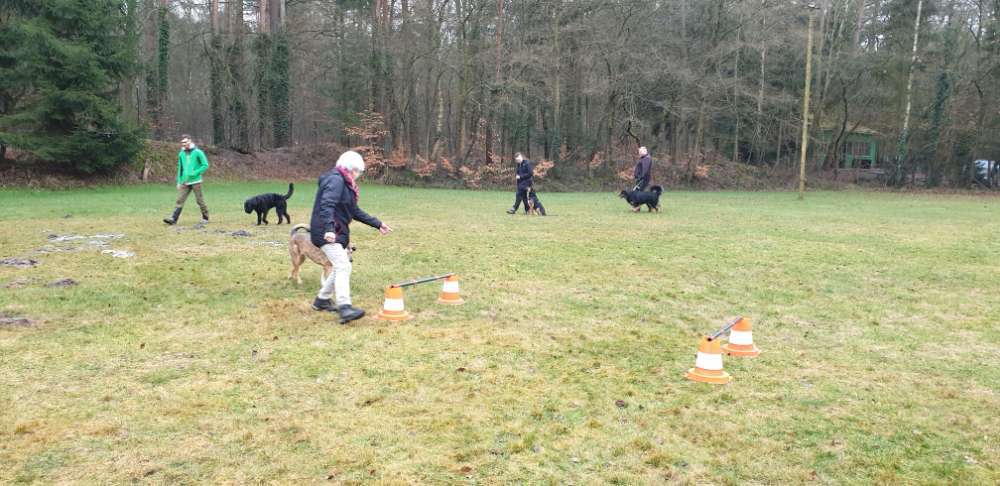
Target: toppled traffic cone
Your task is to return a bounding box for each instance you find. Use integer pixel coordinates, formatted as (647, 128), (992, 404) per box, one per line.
(436, 275), (465, 305)
(722, 317), (761, 357)
(376, 286), (412, 321)
(685, 336), (731, 384)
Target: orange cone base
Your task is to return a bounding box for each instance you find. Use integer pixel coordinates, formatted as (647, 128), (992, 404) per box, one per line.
(436, 295), (465, 305)
(376, 310), (413, 321)
(685, 368), (732, 384)
(722, 343), (761, 357)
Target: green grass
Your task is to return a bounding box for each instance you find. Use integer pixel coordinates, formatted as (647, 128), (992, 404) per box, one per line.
(1, 182), (998, 484)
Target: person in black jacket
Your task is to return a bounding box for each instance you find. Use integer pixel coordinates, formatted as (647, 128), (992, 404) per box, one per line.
(309, 151), (393, 324)
(634, 146), (653, 192)
(506, 152), (534, 215)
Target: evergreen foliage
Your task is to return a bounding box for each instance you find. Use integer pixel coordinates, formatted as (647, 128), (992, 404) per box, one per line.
(270, 31), (291, 147)
(0, 0), (143, 173)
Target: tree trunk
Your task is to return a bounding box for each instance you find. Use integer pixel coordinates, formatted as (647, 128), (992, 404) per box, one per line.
(925, 0), (957, 187)
(891, 0), (923, 186)
(272, 29), (291, 147)
(208, 0), (225, 146)
(852, 0), (864, 53)
(732, 22), (741, 163)
(755, 3), (766, 165)
(146, 0), (170, 139)
(227, 0), (249, 152)
(692, 94), (706, 181)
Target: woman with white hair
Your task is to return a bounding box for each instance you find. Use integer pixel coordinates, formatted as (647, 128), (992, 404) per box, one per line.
(633, 146), (653, 192)
(309, 151), (393, 324)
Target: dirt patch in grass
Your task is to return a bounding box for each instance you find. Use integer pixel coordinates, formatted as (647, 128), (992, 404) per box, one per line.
(4, 277), (33, 289)
(46, 279), (78, 288)
(0, 312), (33, 327)
(1, 258), (38, 268)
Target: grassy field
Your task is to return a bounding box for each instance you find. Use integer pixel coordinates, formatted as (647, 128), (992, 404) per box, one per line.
(0, 182), (997, 484)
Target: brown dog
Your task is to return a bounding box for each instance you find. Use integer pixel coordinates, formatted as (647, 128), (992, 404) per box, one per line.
(289, 224), (332, 285)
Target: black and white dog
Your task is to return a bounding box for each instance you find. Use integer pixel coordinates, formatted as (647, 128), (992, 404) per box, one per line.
(244, 183), (294, 225)
(619, 185), (663, 212)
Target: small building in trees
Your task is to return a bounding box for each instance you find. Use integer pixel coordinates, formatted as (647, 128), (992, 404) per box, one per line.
(818, 125), (881, 170)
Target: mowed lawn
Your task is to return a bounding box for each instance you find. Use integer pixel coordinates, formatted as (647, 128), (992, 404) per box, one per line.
(0, 182), (998, 484)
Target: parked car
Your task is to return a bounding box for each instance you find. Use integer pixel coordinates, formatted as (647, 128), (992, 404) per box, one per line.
(972, 159), (998, 185)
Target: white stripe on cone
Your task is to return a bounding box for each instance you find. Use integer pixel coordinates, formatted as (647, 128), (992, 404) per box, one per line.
(383, 298), (405, 312)
(729, 330), (754, 345)
(443, 281), (460, 293)
(694, 352), (724, 371)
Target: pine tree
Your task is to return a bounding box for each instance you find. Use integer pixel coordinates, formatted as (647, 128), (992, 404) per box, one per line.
(0, 0), (143, 173)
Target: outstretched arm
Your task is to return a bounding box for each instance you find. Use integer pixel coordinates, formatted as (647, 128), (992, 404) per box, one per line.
(351, 204), (382, 230)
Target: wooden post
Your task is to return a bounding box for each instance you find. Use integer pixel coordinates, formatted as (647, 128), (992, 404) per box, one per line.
(798, 6), (817, 200)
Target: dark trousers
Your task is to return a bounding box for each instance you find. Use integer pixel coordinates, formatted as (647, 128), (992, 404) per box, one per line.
(634, 177), (650, 192)
(512, 188), (530, 213)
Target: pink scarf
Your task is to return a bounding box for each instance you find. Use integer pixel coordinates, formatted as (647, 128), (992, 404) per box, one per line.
(336, 166), (360, 202)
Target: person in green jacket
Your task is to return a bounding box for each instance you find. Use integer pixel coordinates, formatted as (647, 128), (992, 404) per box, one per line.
(164, 134), (210, 225)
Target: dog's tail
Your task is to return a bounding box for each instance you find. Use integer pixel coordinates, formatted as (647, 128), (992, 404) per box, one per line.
(283, 183), (294, 200)
(651, 185), (663, 195)
(290, 223), (309, 237)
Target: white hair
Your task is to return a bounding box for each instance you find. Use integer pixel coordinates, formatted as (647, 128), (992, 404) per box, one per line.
(335, 151), (365, 173)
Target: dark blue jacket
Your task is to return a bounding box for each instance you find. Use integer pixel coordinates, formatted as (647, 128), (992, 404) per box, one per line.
(309, 169), (382, 248)
(516, 159), (534, 190)
(634, 154), (652, 181)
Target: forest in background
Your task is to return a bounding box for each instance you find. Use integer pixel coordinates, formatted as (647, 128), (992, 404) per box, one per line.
(2, 0), (999, 188)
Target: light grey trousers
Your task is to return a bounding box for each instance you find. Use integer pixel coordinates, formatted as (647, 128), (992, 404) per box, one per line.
(317, 243), (352, 306)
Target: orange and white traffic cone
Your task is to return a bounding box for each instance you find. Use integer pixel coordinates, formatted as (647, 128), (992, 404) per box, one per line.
(376, 286), (412, 321)
(436, 275), (465, 305)
(722, 317), (761, 357)
(685, 336), (732, 384)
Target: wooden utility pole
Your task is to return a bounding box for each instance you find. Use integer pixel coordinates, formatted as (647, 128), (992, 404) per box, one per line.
(798, 5), (818, 200)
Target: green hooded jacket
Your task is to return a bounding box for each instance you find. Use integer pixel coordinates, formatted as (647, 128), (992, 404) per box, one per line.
(176, 146), (209, 186)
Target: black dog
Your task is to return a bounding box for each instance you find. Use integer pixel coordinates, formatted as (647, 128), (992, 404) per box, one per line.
(244, 183), (294, 225)
(619, 185), (663, 212)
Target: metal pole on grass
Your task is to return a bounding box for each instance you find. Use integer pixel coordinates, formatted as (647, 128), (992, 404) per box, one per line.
(708, 316), (744, 341)
(391, 273), (455, 288)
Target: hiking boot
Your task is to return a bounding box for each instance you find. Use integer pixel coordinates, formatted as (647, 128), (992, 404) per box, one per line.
(163, 207), (182, 225)
(338, 305), (365, 324)
(311, 297), (337, 312)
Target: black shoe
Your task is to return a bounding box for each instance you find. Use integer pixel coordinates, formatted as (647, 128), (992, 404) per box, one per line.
(338, 305), (365, 324)
(163, 207), (182, 225)
(506, 208), (516, 215)
(312, 298), (337, 312)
